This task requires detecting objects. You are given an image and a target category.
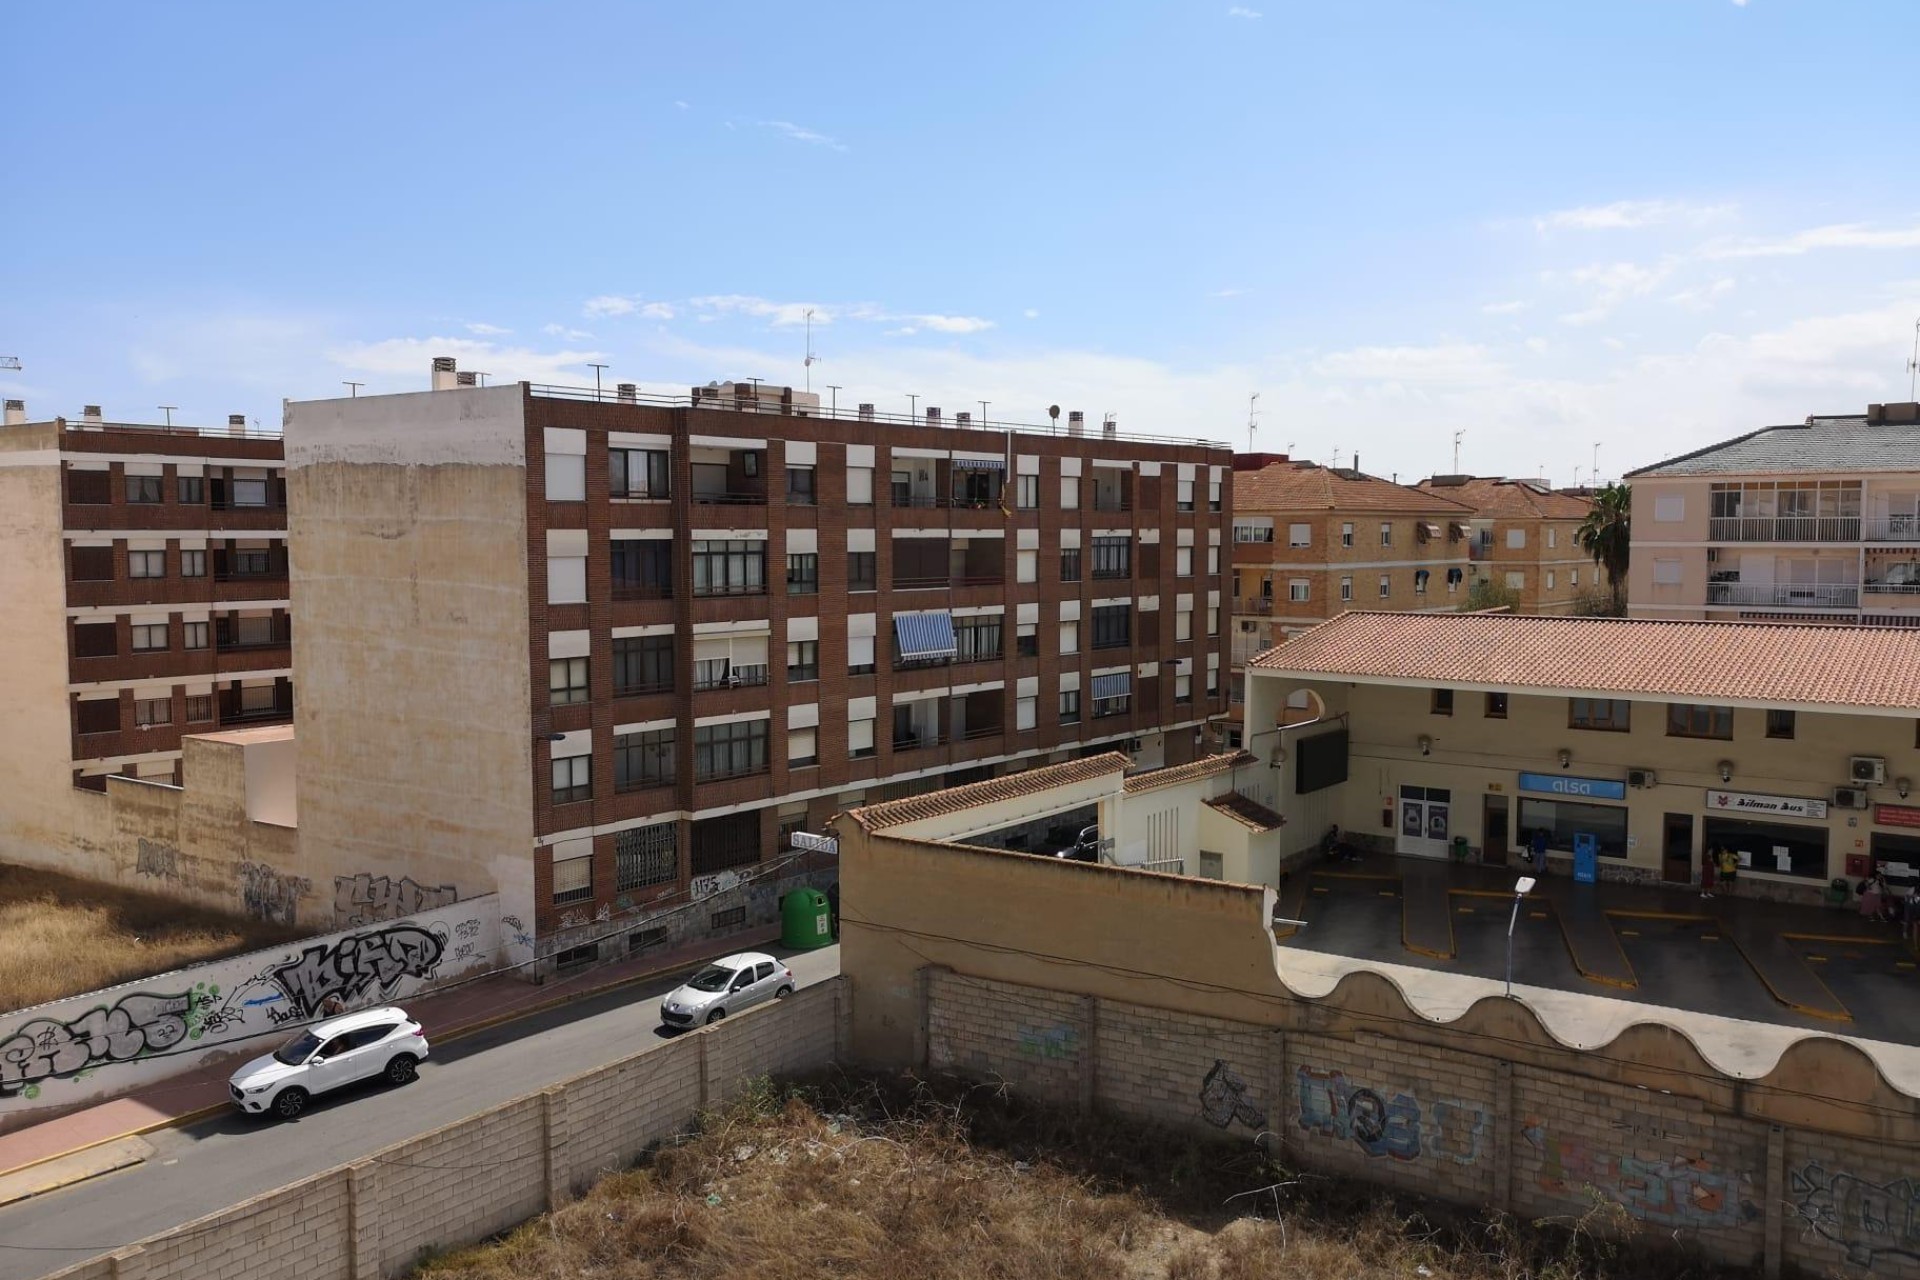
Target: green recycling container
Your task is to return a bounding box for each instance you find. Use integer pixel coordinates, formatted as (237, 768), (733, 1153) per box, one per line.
(781, 888), (833, 950)
(1451, 836), (1470, 862)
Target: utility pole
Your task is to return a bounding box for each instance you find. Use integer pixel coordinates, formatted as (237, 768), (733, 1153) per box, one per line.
(1247, 392), (1261, 452)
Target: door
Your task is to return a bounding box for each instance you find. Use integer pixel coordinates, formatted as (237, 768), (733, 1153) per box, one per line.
(306, 1034), (360, 1095)
(1396, 785), (1452, 858)
(1663, 813), (1694, 884)
(1483, 795), (1510, 867)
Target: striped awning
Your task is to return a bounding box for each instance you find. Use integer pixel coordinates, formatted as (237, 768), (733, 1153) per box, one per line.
(1090, 672), (1131, 700)
(951, 457), (1005, 470)
(894, 613), (958, 660)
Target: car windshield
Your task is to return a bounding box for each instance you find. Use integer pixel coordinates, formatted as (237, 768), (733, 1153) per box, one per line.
(685, 965), (738, 993)
(273, 1031), (322, 1066)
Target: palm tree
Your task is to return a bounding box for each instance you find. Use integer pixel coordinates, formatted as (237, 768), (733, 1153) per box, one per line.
(1577, 482), (1631, 614)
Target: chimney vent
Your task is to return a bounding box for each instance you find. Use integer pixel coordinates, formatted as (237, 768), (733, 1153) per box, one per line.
(431, 357), (459, 391)
(228, 414), (247, 438)
(857, 403), (875, 422)
(616, 382), (637, 403)
(3, 399), (24, 427)
(82, 405), (103, 425)
(1067, 410), (1085, 437)
(1102, 413), (1117, 439)
(455, 371), (478, 387)
(955, 411), (971, 427)
(926, 407), (942, 426)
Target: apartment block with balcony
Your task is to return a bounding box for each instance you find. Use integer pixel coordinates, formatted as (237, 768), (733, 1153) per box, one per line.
(0, 400), (292, 812)
(1227, 455), (1473, 726)
(284, 366), (1233, 960)
(1417, 475), (1595, 613)
(1627, 403), (1920, 623)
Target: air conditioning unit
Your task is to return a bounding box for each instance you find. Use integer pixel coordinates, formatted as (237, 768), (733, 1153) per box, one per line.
(1834, 786), (1872, 810)
(1627, 768), (1657, 789)
(1851, 756), (1888, 785)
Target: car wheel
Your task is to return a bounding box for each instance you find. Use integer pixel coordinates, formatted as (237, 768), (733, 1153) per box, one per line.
(385, 1054), (419, 1086)
(775, 985), (794, 999)
(273, 1088), (309, 1120)
(706, 1007), (727, 1025)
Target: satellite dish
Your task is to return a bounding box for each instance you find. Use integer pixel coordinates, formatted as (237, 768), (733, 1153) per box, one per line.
(1047, 404), (1060, 420)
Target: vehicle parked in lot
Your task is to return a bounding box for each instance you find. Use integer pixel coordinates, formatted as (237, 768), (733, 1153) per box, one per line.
(1053, 824), (1101, 862)
(228, 1007), (428, 1120)
(659, 952), (794, 1028)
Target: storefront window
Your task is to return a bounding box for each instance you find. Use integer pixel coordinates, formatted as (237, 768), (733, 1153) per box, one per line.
(1701, 816), (1827, 880)
(1519, 798), (1629, 859)
(1869, 832), (1920, 890)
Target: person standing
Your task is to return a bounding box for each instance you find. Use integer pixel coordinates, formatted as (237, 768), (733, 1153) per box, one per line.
(1529, 827), (1549, 875)
(1699, 846), (1716, 900)
(1715, 845), (1740, 899)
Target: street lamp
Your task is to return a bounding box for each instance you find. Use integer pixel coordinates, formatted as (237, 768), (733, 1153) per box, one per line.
(1506, 875), (1537, 998)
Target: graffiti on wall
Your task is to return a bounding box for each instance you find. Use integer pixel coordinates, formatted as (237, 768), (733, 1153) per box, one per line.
(1295, 1067), (1488, 1165)
(238, 861), (311, 927)
(1016, 1024), (1078, 1061)
(333, 873), (456, 926)
(1, 986), (213, 1099)
(1200, 1059), (1268, 1131)
(134, 839), (180, 882)
(265, 925), (446, 1019)
(691, 870), (744, 902)
(1791, 1162), (1920, 1268)
(1522, 1118), (1760, 1229)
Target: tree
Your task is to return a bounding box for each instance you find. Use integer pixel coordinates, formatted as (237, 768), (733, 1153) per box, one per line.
(1577, 482), (1632, 612)
(1460, 577), (1520, 613)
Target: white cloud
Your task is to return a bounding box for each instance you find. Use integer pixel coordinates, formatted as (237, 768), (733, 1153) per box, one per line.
(1312, 343), (1509, 387)
(686, 295), (991, 335)
(1524, 337), (1550, 355)
(1481, 300), (1528, 315)
(583, 295), (673, 320)
(327, 336), (609, 386)
(1555, 259), (1675, 325)
(543, 323), (595, 341)
(1666, 277), (1737, 310)
(1227, 5), (1263, 16)
(1023, 309), (1040, 319)
(909, 313), (995, 334)
(1533, 199), (1734, 233)
(1210, 287), (1249, 298)
(464, 322), (511, 336)
(762, 120), (848, 152)
(673, 100), (690, 110)
(691, 294), (827, 327)
(1703, 222), (1920, 259)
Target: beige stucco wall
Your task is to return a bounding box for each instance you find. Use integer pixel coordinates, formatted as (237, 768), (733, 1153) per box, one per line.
(1628, 477), (1711, 616)
(285, 386), (535, 936)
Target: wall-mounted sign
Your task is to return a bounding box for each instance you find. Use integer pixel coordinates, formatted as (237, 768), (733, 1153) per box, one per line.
(1875, 804), (1920, 830)
(1704, 790), (1828, 820)
(1518, 772), (1627, 802)
(789, 832), (840, 854)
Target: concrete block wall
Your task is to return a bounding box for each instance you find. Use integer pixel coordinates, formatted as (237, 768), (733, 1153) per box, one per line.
(47, 979), (844, 1280)
(929, 972), (1092, 1107)
(1782, 1127), (1920, 1278)
(1097, 1001), (1273, 1138)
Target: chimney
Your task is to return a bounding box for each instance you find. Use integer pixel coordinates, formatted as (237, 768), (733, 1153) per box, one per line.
(857, 403), (875, 422)
(1353, 453), (1361, 473)
(1067, 410), (1085, 437)
(227, 413), (247, 438)
(430, 356), (458, 391)
(926, 407), (942, 426)
(82, 405), (103, 425)
(616, 382), (637, 403)
(1102, 413), (1117, 439)
(3, 399), (24, 427)
(455, 371), (478, 387)
(955, 411), (971, 427)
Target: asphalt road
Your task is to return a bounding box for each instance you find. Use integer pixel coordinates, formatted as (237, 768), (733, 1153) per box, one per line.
(0, 944), (841, 1280)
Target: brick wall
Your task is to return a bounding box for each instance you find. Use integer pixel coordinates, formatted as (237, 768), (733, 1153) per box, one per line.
(51, 979), (844, 1280)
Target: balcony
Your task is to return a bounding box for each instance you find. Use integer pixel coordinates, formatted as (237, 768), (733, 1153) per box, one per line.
(1234, 597), (1273, 615)
(1468, 540), (1493, 561)
(1864, 516), (1920, 543)
(1706, 582), (1860, 609)
(612, 581), (674, 602)
(1708, 516), (1861, 543)
(891, 732), (948, 752)
(692, 664), (769, 692)
(690, 491), (767, 507)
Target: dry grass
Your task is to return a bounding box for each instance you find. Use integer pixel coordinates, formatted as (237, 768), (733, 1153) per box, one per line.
(0, 863), (305, 1012)
(416, 1072), (1747, 1280)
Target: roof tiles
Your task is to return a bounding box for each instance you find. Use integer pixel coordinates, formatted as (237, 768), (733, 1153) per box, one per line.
(1417, 476), (1593, 520)
(848, 754), (1129, 832)
(1123, 751), (1254, 793)
(1236, 461), (1476, 516)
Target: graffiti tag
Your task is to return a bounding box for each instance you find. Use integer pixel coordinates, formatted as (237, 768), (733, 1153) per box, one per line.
(1016, 1025), (1078, 1061)
(1200, 1059), (1268, 1131)
(238, 861), (311, 927)
(0, 993), (196, 1096)
(1296, 1067), (1486, 1165)
(1791, 1163), (1920, 1268)
(332, 873), (456, 926)
(267, 925), (445, 1019)
(134, 839), (180, 881)
(1523, 1119), (1759, 1229)
(692, 870), (743, 902)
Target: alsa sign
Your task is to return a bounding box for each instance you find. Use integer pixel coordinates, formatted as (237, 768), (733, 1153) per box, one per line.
(1704, 789), (1829, 820)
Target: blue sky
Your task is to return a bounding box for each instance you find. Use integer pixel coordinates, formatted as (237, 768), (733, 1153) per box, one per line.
(7, 1), (1920, 482)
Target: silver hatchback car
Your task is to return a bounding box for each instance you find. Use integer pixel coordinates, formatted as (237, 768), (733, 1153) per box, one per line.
(659, 952), (794, 1029)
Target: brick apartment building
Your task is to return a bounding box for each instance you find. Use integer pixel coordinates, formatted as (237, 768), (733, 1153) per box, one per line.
(1416, 475), (1595, 613)
(285, 366), (1233, 955)
(0, 400), (292, 794)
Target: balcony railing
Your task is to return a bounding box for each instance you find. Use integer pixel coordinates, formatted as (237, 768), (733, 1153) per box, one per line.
(1709, 516), (1861, 543)
(612, 582), (674, 601)
(892, 732), (949, 751)
(690, 492), (767, 506)
(1235, 597), (1273, 615)
(1864, 580), (1920, 596)
(1864, 516), (1920, 543)
(1706, 582), (1860, 608)
(1468, 541), (1493, 561)
(959, 722), (1005, 741)
(614, 679), (675, 698)
(692, 664), (769, 692)
(1093, 497), (1131, 512)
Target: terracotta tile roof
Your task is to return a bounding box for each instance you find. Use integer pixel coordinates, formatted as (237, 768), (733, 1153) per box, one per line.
(1235, 461), (1476, 516)
(1204, 792), (1286, 832)
(848, 753), (1130, 831)
(1417, 476), (1592, 521)
(1123, 751), (1254, 793)
(1249, 612), (1920, 712)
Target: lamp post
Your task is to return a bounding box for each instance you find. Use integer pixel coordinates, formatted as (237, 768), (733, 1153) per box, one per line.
(1506, 875), (1537, 997)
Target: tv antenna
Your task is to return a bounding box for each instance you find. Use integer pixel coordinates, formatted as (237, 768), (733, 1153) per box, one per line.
(588, 363), (608, 399)
(804, 309), (817, 392)
(1452, 429), (1464, 474)
(0, 357), (20, 372)
(825, 384), (842, 415)
(157, 405), (177, 427)
(1247, 392), (1261, 452)
(1907, 317), (1920, 400)
(342, 381), (364, 398)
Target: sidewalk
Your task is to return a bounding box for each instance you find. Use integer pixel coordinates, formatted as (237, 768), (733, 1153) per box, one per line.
(0, 924), (780, 1189)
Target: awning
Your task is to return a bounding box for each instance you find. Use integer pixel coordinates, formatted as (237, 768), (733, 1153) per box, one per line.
(1090, 672), (1132, 700)
(951, 457), (1005, 470)
(894, 613), (958, 660)
(1414, 569), (1430, 582)
(1450, 522), (1471, 539)
(1419, 522), (1442, 540)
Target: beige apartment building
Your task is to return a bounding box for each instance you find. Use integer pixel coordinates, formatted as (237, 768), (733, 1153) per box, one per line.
(1417, 475), (1594, 613)
(1627, 402), (1920, 623)
(1228, 456), (1472, 726)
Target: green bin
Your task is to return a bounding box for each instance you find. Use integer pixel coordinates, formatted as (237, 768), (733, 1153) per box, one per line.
(781, 888), (834, 950)
(1451, 836), (1471, 862)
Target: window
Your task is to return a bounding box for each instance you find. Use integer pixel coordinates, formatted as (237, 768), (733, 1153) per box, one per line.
(134, 697), (171, 728)
(1546, 571), (1555, 591)
(186, 695), (213, 723)
(848, 634), (876, 675)
(614, 729), (675, 791)
(1415, 569), (1429, 596)
(693, 719), (769, 781)
(180, 549), (206, 578)
(1208, 546), (1220, 576)
(67, 470), (110, 504)
(1447, 567), (1462, 594)
(610, 448), (670, 499)
(1548, 527), (1558, 549)
(1061, 475), (1080, 509)
(1377, 574), (1390, 599)
(1288, 523), (1312, 548)
(691, 539), (767, 596)
(178, 476), (204, 505)
(1522, 798), (1629, 861)
(789, 727), (818, 766)
(124, 475), (163, 504)
(1652, 559), (1683, 586)
(1431, 689), (1453, 716)
(1766, 709), (1796, 740)
(848, 552), (877, 592)
(1016, 474), (1039, 508)
(611, 540), (673, 599)
(1207, 606), (1219, 636)
(849, 715), (876, 758)
(1485, 692), (1508, 719)
(785, 467), (817, 505)
(1016, 695), (1037, 731)
(1176, 477), (1195, 512)
(1506, 528), (1526, 549)
(76, 699), (119, 735)
(1341, 522), (1355, 548)
(549, 552), (586, 604)
(613, 635), (674, 696)
(1017, 550), (1037, 583)
(72, 622), (116, 658)
(1175, 610), (1191, 641)
(551, 846), (592, 905)
(129, 550), (166, 579)
(1060, 548), (1082, 582)
(614, 824), (674, 891)
(131, 623), (168, 653)
(1233, 523), (1273, 543)
(546, 452), (586, 501)
(1288, 579), (1309, 602)
(227, 614), (276, 647)
(1209, 479), (1223, 512)
(1093, 690), (1131, 718)
(230, 477), (269, 507)
(786, 553), (819, 595)
(1653, 494), (1684, 522)
(1175, 672), (1191, 704)
(1570, 569), (1579, 588)
(1504, 571), (1525, 590)
(1059, 689), (1082, 724)
(1060, 620), (1079, 653)
(1176, 547), (1193, 577)
(1017, 623), (1038, 657)
(549, 657), (590, 705)
(230, 548), (272, 577)
(954, 617), (1003, 662)
(1091, 605), (1130, 649)
(551, 754), (592, 804)
(1340, 576), (1353, 602)
(239, 683), (278, 715)
(1379, 522), (1392, 547)
(70, 545), (113, 581)
(787, 640), (819, 682)
(1570, 698), (1631, 732)
(1667, 703), (1733, 740)
(1092, 537), (1131, 579)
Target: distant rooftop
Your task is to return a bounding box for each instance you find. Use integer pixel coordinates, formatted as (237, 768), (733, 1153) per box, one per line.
(1419, 475), (1593, 520)
(1628, 404), (1920, 478)
(1236, 459), (1476, 515)
(2, 399), (280, 441)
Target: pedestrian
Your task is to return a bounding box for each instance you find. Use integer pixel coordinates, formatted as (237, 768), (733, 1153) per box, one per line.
(1715, 845), (1740, 899)
(826, 880), (840, 941)
(319, 993), (346, 1018)
(1699, 846), (1716, 900)
(1529, 827), (1549, 875)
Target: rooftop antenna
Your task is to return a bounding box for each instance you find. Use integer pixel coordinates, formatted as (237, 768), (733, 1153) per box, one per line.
(825, 384), (841, 415)
(804, 309), (817, 393)
(588, 363), (609, 400)
(1592, 441), (1600, 486)
(979, 400), (990, 427)
(1907, 317), (1920, 400)
(0, 357), (21, 371)
(1247, 392), (1261, 452)
(157, 405), (177, 427)
(1452, 429), (1464, 474)
(342, 381), (364, 398)
(907, 393), (918, 420)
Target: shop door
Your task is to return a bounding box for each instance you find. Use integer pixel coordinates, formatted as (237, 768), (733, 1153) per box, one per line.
(1482, 795), (1509, 867)
(1396, 785), (1452, 859)
(1662, 813), (1694, 884)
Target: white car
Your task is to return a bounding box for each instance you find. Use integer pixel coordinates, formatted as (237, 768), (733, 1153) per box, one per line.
(228, 1007), (428, 1120)
(659, 952), (794, 1029)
